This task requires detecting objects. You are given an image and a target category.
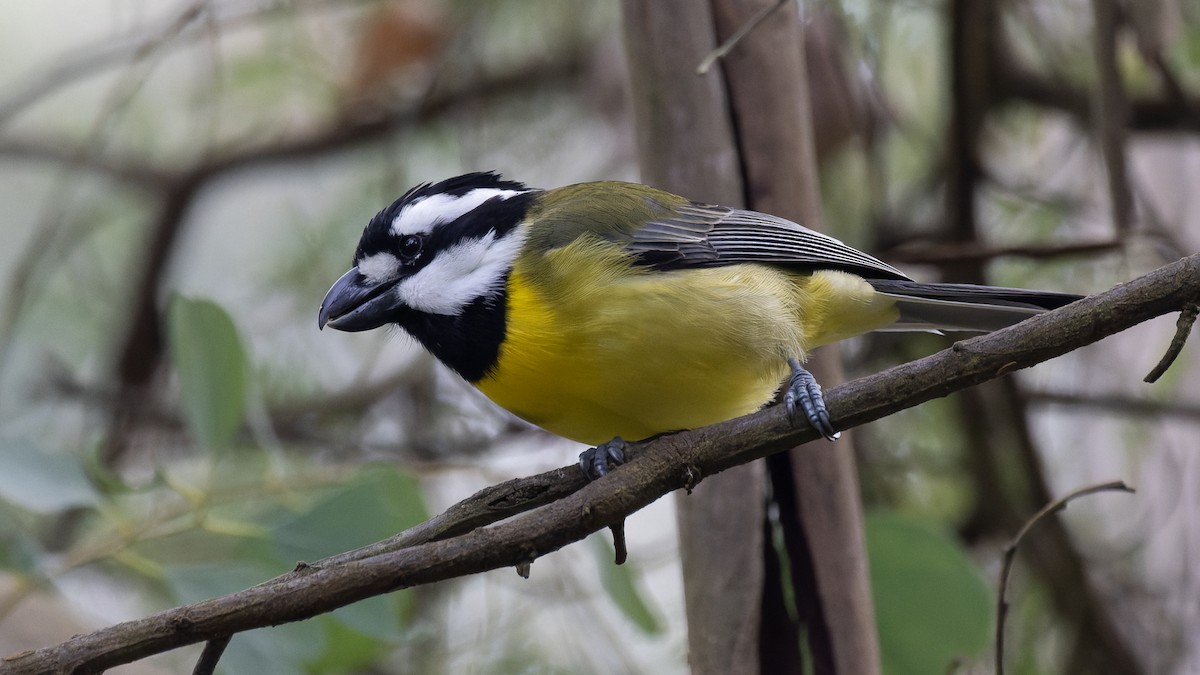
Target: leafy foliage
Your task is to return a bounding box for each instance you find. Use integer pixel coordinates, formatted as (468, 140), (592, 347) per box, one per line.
(591, 535), (663, 635)
(167, 296), (249, 451)
(867, 511), (993, 675)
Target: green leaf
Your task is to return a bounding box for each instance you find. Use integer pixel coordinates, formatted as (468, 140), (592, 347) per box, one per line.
(0, 440), (97, 513)
(305, 617), (390, 675)
(166, 296), (248, 450)
(268, 466), (429, 564)
(590, 535), (662, 634)
(866, 511), (993, 675)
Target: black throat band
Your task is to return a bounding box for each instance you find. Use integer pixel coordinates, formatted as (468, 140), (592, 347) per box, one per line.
(395, 288), (508, 383)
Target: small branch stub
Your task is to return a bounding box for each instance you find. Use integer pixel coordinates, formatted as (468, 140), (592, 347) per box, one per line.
(682, 465), (701, 493)
(1144, 302), (1198, 383)
(610, 523), (628, 565)
(192, 636), (231, 675)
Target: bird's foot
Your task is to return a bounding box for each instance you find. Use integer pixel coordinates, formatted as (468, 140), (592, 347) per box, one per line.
(579, 436), (626, 479)
(784, 358), (840, 441)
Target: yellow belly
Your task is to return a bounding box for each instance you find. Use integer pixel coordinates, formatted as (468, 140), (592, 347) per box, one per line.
(475, 245), (897, 445)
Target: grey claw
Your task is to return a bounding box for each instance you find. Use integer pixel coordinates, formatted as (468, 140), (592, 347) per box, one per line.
(784, 360), (840, 441)
(579, 436), (627, 479)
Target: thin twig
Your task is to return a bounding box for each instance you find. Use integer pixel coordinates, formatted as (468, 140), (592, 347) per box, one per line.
(1090, 0), (1134, 233)
(994, 480), (1135, 675)
(1144, 303), (1199, 383)
(695, 0), (790, 74)
(192, 636), (231, 675)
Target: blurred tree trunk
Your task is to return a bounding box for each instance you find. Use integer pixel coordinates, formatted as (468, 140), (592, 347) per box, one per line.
(622, 1), (880, 673)
(622, 4), (764, 673)
(709, 2), (879, 674)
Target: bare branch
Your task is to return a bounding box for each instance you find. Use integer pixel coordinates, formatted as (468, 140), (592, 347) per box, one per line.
(0, 139), (165, 187)
(0, 58), (584, 185)
(5, 253), (1198, 673)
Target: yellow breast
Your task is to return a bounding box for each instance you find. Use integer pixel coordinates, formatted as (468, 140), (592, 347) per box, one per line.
(474, 239), (897, 445)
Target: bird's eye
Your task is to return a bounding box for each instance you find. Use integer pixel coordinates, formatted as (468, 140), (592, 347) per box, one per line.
(398, 235), (424, 260)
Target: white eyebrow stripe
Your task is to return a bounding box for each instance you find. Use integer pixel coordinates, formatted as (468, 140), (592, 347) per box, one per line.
(357, 252), (401, 283)
(390, 188), (526, 236)
(393, 225), (527, 315)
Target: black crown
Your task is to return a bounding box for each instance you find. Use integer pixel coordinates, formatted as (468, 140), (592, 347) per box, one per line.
(398, 172), (528, 204)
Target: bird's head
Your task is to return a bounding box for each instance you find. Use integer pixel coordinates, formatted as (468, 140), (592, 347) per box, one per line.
(319, 172), (535, 332)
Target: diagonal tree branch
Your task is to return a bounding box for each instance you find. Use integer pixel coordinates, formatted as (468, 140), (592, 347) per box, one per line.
(5, 253), (1199, 674)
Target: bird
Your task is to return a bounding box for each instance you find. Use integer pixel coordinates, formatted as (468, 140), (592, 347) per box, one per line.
(318, 172), (1081, 476)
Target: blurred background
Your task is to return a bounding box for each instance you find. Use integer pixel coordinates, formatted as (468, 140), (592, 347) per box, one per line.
(0, 0), (1198, 673)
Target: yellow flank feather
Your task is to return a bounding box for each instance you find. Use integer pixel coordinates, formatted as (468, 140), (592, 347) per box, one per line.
(475, 237), (900, 445)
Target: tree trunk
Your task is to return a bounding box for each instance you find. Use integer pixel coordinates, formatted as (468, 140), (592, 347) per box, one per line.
(622, 3), (764, 673)
(708, 2), (879, 673)
(622, 1), (881, 672)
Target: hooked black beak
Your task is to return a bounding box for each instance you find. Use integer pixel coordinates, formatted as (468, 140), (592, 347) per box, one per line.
(318, 267), (401, 332)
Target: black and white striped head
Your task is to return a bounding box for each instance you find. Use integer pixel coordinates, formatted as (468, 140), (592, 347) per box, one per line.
(318, 172), (536, 334)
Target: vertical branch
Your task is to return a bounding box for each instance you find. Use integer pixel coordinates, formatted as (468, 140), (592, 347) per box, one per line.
(115, 175), (200, 389)
(102, 173), (202, 466)
(621, 3), (765, 673)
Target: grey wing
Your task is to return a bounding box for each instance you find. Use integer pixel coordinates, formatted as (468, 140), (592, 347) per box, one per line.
(626, 202), (911, 281)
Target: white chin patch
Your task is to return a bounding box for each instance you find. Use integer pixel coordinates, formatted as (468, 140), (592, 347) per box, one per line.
(357, 252), (401, 284)
(391, 188), (525, 236)
(394, 225), (527, 315)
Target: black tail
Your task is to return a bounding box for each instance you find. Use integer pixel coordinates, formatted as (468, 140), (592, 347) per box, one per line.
(868, 279), (1083, 332)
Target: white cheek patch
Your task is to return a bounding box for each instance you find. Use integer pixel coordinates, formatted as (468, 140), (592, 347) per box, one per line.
(393, 226), (527, 315)
(391, 188), (526, 236)
(357, 252), (401, 284)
